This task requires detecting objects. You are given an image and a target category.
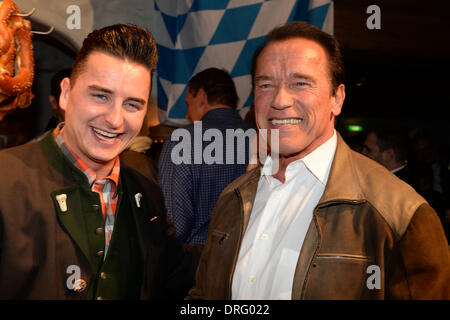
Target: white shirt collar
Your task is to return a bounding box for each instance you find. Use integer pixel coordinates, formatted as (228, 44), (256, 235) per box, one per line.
(300, 130), (337, 184)
(261, 130), (337, 185)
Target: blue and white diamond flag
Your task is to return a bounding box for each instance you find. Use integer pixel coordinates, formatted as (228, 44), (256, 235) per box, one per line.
(148, 0), (334, 126)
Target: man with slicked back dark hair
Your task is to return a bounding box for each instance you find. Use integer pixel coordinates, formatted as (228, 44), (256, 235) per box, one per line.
(0, 24), (198, 300)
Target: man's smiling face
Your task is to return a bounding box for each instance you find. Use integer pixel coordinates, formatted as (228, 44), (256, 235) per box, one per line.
(59, 51), (151, 173)
(254, 38), (344, 160)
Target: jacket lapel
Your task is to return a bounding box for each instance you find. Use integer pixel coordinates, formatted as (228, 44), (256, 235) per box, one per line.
(236, 168), (261, 233)
(120, 171), (152, 264)
(291, 216), (320, 300)
(52, 185), (92, 265)
(318, 133), (365, 204)
(291, 133), (366, 299)
(129, 192), (150, 264)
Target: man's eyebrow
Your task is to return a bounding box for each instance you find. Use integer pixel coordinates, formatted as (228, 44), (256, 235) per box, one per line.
(254, 75), (272, 82)
(87, 85), (113, 94)
(254, 74), (316, 83)
(126, 97), (147, 105)
(292, 73), (315, 82)
(88, 85), (146, 105)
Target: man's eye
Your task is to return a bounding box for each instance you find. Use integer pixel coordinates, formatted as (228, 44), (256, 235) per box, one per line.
(125, 102), (142, 110)
(93, 94), (107, 101)
(294, 81), (308, 87)
(257, 83), (272, 89)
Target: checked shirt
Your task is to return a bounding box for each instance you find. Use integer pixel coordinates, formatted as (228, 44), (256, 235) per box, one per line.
(54, 124), (119, 258)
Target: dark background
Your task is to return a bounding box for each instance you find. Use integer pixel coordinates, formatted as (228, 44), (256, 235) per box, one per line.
(334, 0), (450, 147)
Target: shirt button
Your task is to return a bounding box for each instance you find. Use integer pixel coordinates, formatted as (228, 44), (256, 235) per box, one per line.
(97, 250), (104, 257)
(95, 228), (104, 235)
(274, 191), (281, 198)
(100, 272), (107, 280)
(249, 276), (256, 284)
(261, 233), (268, 240)
(92, 204), (100, 211)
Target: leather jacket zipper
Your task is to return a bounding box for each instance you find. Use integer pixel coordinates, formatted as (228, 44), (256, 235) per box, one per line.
(227, 188), (245, 299)
(300, 212), (321, 299)
(317, 253), (373, 262)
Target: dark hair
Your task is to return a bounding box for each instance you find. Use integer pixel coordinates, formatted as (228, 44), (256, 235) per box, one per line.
(188, 68), (239, 110)
(71, 24), (158, 83)
(252, 21), (344, 95)
(371, 126), (409, 163)
(50, 68), (72, 98)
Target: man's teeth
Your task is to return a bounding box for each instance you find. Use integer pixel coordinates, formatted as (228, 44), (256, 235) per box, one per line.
(92, 127), (119, 139)
(271, 119), (302, 125)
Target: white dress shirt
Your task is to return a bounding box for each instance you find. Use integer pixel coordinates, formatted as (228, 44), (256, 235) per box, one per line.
(232, 131), (337, 300)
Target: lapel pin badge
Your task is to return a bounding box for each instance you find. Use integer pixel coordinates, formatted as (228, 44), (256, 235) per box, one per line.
(134, 193), (143, 208)
(72, 279), (87, 292)
(56, 194), (68, 212)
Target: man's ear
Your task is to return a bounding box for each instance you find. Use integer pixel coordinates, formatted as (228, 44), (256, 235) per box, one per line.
(59, 77), (71, 111)
(197, 87), (209, 107)
(331, 84), (345, 117)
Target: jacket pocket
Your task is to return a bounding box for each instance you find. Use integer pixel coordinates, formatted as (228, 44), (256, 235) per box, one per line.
(316, 253), (374, 263)
(303, 253), (380, 299)
(210, 230), (229, 245)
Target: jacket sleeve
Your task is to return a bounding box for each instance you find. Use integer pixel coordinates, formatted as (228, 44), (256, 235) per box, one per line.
(128, 159), (201, 300)
(386, 203), (450, 299)
(148, 191), (202, 300)
(162, 222), (203, 299)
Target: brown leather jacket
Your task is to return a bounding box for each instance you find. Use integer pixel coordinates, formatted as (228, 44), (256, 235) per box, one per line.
(188, 133), (450, 299)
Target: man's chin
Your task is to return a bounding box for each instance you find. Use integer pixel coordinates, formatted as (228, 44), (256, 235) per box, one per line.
(87, 148), (122, 165)
(274, 143), (308, 159)
(273, 138), (305, 154)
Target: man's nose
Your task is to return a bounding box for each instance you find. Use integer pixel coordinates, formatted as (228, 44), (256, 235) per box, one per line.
(271, 85), (293, 110)
(104, 102), (124, 128)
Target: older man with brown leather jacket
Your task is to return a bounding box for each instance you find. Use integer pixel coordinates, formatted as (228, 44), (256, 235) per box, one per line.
(188, 22), (450, 300)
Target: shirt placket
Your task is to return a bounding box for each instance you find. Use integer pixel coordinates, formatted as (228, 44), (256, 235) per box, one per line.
(92, 180), (114, 258)
(249, 176), (282, 296)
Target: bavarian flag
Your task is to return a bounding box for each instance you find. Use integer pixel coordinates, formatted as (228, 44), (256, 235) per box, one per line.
(148, 0), (334, 126)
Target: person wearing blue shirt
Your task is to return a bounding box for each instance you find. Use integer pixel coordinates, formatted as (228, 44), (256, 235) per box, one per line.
(159, 68), (254, 245)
